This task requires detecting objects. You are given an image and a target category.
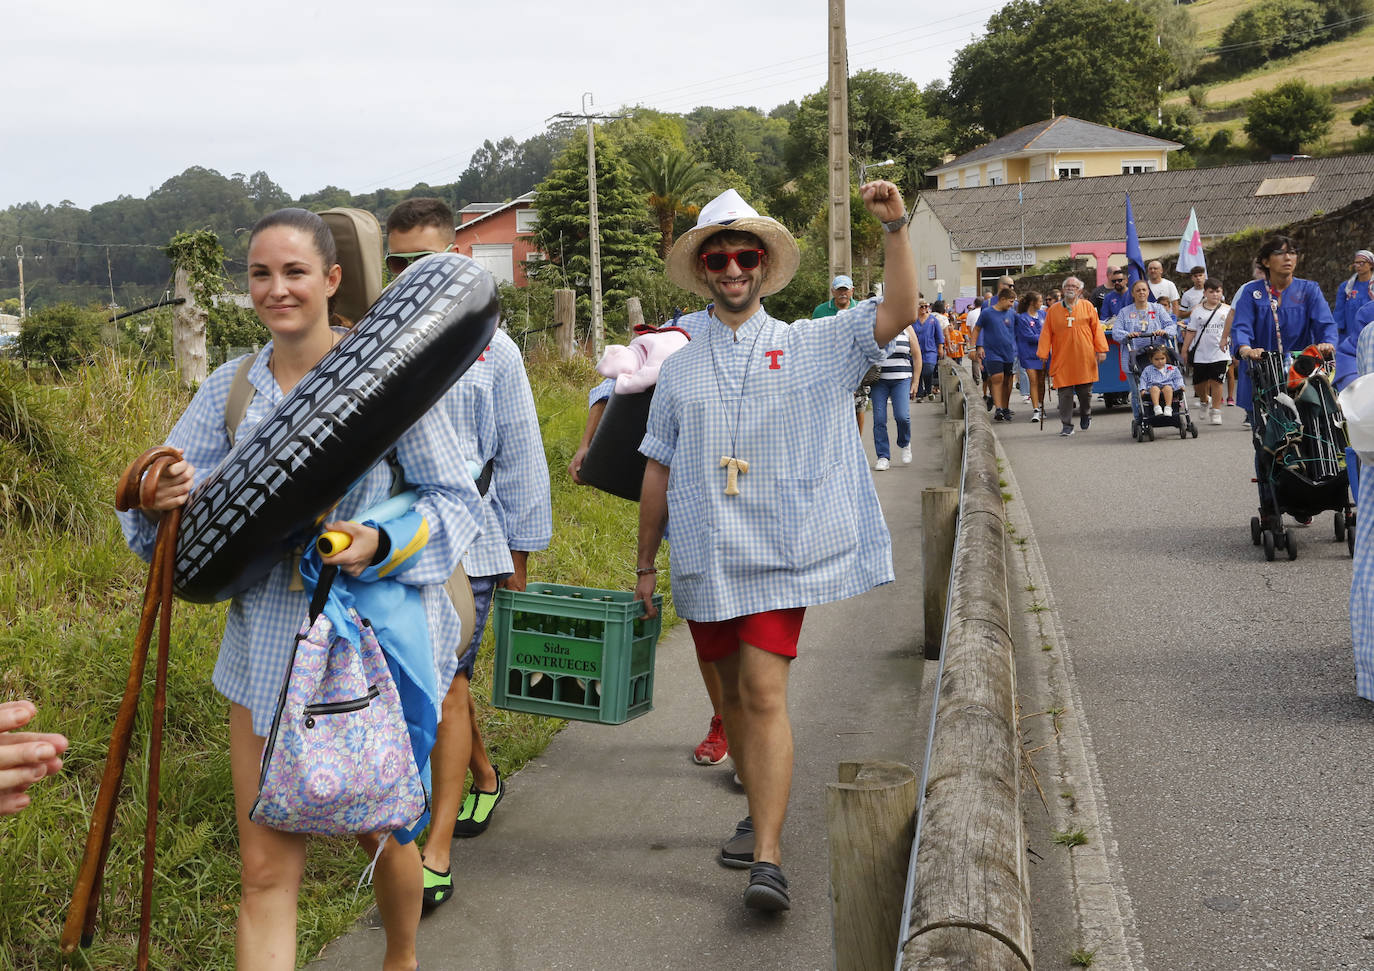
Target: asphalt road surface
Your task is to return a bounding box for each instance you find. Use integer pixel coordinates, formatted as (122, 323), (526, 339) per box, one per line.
(997, 392), (1371, 971)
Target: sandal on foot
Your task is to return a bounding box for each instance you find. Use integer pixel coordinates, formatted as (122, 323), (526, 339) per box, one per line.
(719, 816), (754, 869)
(421, 865), (453, 912)
(744, 861), (790, 912)
(454, 767), (504, 838)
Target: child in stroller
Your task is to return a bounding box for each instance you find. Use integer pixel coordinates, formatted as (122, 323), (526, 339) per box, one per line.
(1140, 345), (1184, 417)
(1128, 338), (1198, 441)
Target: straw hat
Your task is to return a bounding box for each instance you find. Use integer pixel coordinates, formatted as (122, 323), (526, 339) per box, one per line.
(666, 189), (800, 299)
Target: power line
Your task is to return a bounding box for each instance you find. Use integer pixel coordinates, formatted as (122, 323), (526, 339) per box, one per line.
(0, 230), (165, 251)
(1203, 11), (1374, 54)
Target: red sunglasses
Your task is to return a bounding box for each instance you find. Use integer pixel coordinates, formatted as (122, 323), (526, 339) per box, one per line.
(700, 249), (765, 272)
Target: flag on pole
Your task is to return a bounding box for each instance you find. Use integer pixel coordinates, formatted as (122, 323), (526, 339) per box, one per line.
(1124, 193), (1148, 291)
(1177, 207), (1206, 275)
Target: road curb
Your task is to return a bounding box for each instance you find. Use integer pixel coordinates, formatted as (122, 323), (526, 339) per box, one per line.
(997, 439), (1149, 971)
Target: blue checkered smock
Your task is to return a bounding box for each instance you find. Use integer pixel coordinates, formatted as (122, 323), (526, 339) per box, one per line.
(639, 304), (895, 622)
(439, 328), (552, 579)
(1109, 302), (1177, 372)
(118, 347), (483, 737)
(1351, 322), (1374, 700)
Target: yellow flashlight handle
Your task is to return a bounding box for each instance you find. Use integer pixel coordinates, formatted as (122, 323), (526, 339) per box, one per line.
(316, 531), (352, 556)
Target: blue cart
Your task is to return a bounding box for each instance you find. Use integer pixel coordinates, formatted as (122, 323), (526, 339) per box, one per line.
(1093, 334), (1132, 409)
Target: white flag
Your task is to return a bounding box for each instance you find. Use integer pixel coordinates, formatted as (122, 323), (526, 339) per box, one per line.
(1178, 207), (1206, 275)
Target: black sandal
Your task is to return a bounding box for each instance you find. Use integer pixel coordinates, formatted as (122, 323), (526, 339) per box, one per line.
(718, 816), (754, 869)
(744, 861), (790, 912)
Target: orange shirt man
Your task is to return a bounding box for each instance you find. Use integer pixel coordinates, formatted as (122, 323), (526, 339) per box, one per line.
(1036, 276), (1107, 437)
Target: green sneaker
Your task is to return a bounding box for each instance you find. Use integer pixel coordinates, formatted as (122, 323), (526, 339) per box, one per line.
(453, 767), (503, 838)
(421, 865), (453, 912)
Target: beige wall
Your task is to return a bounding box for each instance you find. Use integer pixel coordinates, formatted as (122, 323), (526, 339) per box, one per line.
(936, 148), (1169, 189)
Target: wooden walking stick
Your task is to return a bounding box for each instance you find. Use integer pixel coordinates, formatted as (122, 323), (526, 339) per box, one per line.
(62, 446), (183, 968)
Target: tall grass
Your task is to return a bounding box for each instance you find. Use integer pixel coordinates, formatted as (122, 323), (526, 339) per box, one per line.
(0, 346), (672, 969)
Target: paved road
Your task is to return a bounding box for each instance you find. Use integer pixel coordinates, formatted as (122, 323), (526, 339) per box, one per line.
(996, 395), (1371, 971)
(310, 404), (941, 970)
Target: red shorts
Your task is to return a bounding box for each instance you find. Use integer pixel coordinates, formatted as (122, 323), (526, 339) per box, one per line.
(687, 607), (807, 663)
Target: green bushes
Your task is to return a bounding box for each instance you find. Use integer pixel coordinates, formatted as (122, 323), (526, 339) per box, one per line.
(1219, 0), (1373, 73)
(1245, 80), (1337, 155)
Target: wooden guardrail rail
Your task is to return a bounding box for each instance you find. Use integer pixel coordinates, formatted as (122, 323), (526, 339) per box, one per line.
(900, 361), (1032, 970)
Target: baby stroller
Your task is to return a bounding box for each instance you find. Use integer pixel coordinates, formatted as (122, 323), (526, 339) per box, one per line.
(1127, 337), (1198, 442)
(1247, 349), (1355, 561)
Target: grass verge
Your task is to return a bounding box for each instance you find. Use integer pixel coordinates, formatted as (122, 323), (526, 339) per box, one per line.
(0, 346), (672, 969)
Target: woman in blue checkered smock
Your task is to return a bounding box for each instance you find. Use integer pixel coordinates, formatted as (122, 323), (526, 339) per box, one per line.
(117, 209), (481, 971)
(1350, 320), (1374, 700)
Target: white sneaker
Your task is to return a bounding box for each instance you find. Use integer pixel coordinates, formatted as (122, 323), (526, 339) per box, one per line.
(874, 457), (890, 471)
(1153, 404), (1162, 416)
(1210, 408), (1222, 426)
(1031, 408), (1041, 424)
(901, 446), (913, 465)
(1163, 405), (1173, 417)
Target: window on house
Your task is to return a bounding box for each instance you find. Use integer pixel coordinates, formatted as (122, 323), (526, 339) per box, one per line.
(1121, 161), (1156, 175)
(1056, 163), (1083, 180)
(946, 174), (959, 189)
(987, 165), (1004, 186)
(964, 170), (980, 188)
(515, 209), (539, 233)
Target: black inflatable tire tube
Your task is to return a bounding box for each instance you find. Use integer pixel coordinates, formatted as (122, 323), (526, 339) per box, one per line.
(173, 253), (499, 603)
(578, 388), (655, 502)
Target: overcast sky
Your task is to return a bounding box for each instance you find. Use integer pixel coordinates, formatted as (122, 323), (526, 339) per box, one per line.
(2, 1), (998, 212)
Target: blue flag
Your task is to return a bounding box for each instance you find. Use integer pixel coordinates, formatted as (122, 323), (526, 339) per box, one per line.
(1125, 193), (1148, 293)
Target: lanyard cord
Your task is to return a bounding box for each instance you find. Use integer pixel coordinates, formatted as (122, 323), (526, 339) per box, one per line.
(708, 315), (767, 462)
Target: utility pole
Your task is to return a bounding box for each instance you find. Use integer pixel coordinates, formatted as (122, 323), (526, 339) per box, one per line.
(550, 93), (626, 359)
(828, 0), (852, 283)
(15, 245), (25, 320)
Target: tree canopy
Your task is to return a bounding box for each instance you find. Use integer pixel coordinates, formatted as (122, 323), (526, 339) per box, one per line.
(947, 0), (1173, 138)
(532, 129), (660, 327)
(1244, 79), (1337, 155)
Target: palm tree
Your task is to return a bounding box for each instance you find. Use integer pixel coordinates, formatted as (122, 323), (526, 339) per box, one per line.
(628, 150), (710, 257)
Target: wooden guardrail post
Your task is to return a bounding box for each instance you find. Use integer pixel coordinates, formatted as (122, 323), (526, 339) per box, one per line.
(828, 760), (919, 971)
(626, 296), (644, 330)
(904, 400), (1032, 969)
(554, 288), (575, 359)
(172, 266), (208, 387)
(944, 362), (966, 420)
(941, 419), (964, 489)
(921, 486), (958, 661)
(938, 359), (956, 414)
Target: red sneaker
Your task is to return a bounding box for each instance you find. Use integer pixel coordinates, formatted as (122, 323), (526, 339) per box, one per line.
(693, 715), (729, 765)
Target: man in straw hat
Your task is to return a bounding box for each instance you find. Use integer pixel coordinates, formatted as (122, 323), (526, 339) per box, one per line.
(632, 182), (916, 912)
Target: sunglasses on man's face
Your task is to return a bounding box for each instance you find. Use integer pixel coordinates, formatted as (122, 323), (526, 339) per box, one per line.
(386, 250), (440, 275)
(700, 249), (765, 272)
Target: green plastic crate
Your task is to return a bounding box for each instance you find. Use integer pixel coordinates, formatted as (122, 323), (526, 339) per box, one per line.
(490, 582), (662, 725)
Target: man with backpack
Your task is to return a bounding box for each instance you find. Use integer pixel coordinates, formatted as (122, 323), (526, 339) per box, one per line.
(385, 198), (552, 911)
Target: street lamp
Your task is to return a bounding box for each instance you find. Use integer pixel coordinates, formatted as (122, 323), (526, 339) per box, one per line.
(859, 158), (896, 185)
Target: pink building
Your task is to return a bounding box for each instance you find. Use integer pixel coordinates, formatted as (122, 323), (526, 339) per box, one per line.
(452, 191), (542, 287)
